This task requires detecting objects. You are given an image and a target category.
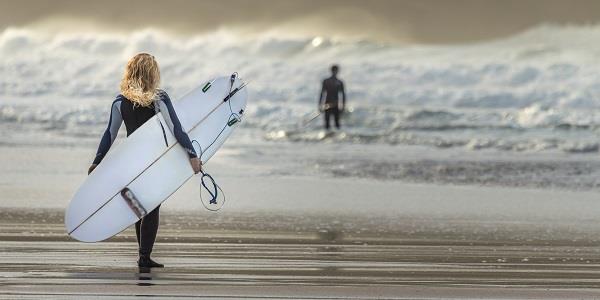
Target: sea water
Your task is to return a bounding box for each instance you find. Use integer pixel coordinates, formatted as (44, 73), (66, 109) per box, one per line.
(2, 25), (600, 191)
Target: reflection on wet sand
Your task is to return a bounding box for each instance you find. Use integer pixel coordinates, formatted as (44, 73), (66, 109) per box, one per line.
(136, 269), (154, 286)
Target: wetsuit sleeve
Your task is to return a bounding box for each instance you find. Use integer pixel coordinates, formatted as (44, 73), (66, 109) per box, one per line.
(157, 91), (198, 159)
(92, 99), (123, 165)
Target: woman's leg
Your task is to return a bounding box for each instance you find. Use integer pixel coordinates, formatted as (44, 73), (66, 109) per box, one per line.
(139, 205), (161, 258)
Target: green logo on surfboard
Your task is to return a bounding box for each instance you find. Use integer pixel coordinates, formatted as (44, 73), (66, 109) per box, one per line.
(202, 82), (211, 93)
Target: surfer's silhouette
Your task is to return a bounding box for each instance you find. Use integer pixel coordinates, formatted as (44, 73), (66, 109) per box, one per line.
(319, 65), (346, 130)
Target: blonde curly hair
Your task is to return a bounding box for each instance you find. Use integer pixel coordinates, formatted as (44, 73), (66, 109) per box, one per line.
(120, 53), (160, 107)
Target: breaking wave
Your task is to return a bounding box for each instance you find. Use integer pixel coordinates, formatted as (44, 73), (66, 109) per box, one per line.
(3, 24), (600, 154)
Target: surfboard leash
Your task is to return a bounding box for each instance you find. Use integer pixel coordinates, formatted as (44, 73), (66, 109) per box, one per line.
(191, 140), (225, 211)
(191, 73), (248, 211)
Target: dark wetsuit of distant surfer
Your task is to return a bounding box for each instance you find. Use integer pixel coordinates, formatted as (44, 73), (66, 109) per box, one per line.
(319, 65), (346, 130)
(88, 53), (201, 269)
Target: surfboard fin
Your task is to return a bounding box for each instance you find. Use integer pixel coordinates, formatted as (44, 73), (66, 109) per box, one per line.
(121, 188), (148, 219)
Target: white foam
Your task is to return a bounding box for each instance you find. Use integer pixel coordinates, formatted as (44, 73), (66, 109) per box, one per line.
(4, 25), (600, 155)
(1, 25), (600, 109)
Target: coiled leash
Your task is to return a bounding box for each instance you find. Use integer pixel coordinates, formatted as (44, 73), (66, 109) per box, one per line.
(192, 140), (225, 211)
(192, 73), (246, 211)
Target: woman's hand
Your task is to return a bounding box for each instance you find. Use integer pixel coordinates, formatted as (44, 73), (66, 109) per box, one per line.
(190, 157), (202, 174)
(88, 164), (98, 175)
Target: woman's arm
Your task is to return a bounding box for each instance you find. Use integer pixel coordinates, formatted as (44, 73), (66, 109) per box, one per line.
(156, 90), (198, 159)
(91, 98), (123, 167)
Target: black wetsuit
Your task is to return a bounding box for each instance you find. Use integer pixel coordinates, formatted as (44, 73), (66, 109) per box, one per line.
(319, 75), (346, 129)
(93, 89), (197, 258)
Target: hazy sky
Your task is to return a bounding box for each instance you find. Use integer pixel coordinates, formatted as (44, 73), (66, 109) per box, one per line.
(3, 0), (600, 43)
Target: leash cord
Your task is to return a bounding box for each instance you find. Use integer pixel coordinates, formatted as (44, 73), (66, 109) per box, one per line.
(192, 140), (225, 211)
(191, 73), (245, 211)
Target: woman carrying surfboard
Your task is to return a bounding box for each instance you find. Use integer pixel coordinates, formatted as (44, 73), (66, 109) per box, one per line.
(88, 53), (202, 268)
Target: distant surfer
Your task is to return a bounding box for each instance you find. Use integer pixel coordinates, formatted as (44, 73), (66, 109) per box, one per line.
(88, 53), (202, 268)
(318, 64), (346, 130)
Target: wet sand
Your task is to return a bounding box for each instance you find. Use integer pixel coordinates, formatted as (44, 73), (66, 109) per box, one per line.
(3, 146), (600, 298)
(2, 209), (600, 299)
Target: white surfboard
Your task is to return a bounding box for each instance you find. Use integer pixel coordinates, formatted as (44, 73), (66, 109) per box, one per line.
(65, 75), (247, 242)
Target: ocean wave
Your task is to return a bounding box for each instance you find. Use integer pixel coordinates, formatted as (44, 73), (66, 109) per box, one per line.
(3, 101), (600, 154)
(3, 25), (600, 110)
(0, 104), (104, 126)
(263, 128), (599, 154)
(4, 25), (600, 155)
(6, 101), (598, 130)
